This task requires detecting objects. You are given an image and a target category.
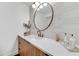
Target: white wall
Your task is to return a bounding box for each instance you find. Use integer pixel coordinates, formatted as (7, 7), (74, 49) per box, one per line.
(0, 2), (29, 56)
(30, 2), (79, 43)
(53, 2), (79, 44)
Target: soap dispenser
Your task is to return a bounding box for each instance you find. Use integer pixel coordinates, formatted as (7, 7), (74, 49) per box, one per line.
(63, 33), (76, 49)
(63, 33), (75, 49)
(68, 34), (76, 49)
(63, 33), (70, 47)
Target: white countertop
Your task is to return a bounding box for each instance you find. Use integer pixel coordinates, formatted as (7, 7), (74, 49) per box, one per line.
(19, 34), (79, 56)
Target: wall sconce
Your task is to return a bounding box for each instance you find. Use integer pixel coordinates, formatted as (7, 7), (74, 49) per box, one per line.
(32, 2), (49, 10)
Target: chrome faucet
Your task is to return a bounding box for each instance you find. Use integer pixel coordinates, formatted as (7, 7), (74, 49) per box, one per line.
(37, 30), (43, 37)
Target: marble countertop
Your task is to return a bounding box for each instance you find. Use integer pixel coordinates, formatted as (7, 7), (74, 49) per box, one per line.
(19, 34), (79, 56)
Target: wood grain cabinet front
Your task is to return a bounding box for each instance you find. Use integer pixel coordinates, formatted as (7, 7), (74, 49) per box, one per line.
(18, 36), (48, 56)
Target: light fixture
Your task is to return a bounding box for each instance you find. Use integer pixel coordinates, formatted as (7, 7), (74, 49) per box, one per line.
(43, 3), (47, 6)
(35, 2), (40, 7)
(32, 2), (41, 9)
(32, 2), (49, 9)
(39, 5), (43, 9)
(32, 4), (36, 8)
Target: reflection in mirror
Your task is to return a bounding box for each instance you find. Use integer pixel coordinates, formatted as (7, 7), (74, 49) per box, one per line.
(33, 2), (54, 31)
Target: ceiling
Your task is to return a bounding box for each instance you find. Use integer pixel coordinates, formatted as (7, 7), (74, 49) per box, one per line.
(23, 2), (34, 7)
(23, 2), (55, 7)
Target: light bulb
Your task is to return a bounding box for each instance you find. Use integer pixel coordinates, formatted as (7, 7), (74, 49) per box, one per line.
(43, 3), (47, 6)
(35, 2), (40, 6)
(32, 4), (36, 8)
(39, 5), (43, 9)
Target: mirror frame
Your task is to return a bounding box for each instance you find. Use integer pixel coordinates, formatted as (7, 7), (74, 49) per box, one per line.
(33, 2), (54, 31)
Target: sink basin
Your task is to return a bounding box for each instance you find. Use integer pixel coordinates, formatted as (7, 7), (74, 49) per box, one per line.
(25, 35), (71, 55)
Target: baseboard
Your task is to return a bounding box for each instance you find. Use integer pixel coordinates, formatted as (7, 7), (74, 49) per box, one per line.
(8, 49), (18, 56)
(14, 54), (20, 56)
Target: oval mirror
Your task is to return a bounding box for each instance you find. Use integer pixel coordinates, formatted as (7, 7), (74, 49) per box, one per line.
(33, 2), (54, 31)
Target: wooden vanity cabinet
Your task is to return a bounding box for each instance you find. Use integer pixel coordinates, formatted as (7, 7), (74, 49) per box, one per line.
(18, 36), (48, 56)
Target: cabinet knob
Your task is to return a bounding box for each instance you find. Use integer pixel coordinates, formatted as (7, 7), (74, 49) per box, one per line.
(18, 47), (20, 50)
(19, 41), (21, 44)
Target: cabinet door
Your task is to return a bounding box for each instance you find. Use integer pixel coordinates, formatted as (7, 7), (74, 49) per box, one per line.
(18, 36), (48, 56)
(18, 36), (34, 56)
(18, 36), (27, 56)
(24, 41), (34, 56)
(33, 46), (47, 56)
